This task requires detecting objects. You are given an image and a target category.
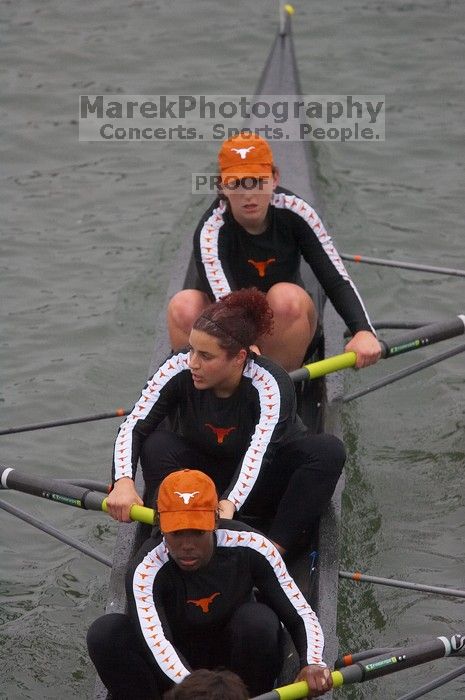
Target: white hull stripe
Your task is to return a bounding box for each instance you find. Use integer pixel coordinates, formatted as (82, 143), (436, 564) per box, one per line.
(133, 543), (190, 683)
(113, 352), (190, 481)
(228, 358), (281, 510)
(198, 200), (231, 301)
(272, 192), (375, 334)
(217, 529), (325, 666)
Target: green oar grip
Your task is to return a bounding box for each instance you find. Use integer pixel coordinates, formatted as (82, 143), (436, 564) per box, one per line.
(101, 497), (156, 525)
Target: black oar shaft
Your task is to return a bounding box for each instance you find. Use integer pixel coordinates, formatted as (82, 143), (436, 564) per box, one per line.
(251, 635), (465, 699)
(336, 635), (465, 685)
(0, 466), (155, 525)
(380, 317), (465, 358)
(0, 466), (105, 512)
(343, 342), (465, 403)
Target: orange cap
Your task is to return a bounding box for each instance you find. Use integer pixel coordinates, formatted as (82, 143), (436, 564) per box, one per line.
(218, 133), (274, 183)
(157, 469), (218, 533)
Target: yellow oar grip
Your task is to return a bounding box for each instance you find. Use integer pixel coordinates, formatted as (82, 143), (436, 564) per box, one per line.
(331, 670), (345, 688)
(276, 681), (308, 699)
(129, 504), (156, 525)
(101, 498), (156, 525)
(272, 669), (345, 698)
(302, 351), (357, 379)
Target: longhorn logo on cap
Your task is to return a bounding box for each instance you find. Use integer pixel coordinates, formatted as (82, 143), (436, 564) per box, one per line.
(230, 146), (255, 160)
(174, 491), (200, 504)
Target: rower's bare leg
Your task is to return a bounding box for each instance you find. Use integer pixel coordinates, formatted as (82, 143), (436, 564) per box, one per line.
(260, 283), (317, 372)
(167, 289), (211, 350)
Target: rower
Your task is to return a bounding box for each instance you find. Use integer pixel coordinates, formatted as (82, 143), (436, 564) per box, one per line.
(106, 288), (345, 556)
(167, 132), (381, 371)
(88, 469), (334, 698)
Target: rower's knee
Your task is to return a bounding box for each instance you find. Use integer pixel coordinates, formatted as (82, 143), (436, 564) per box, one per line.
(266, 283), (314, 323)
(313, 433), (346, 469)
(230, 602), (281, 648)
(168, 290), (205, 325)
(87, 613), (129, 660)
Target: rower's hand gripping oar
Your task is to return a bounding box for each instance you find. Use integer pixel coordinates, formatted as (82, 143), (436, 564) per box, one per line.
(290, 315), (465, 382)
(0, 466), (155, 526)
(250, 633), (465, 699)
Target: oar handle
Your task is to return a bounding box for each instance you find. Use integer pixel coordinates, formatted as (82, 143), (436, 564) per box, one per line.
(1, 466), (100, 507)
(0, 466), (156, 525)
(289, 315), (465, 383)
(101, 498), (156, 526)
(289, 352), (357, 382)
(250, 674), (341, 700)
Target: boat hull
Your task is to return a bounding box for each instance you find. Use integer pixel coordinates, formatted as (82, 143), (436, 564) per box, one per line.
(95, 14), (345, 698)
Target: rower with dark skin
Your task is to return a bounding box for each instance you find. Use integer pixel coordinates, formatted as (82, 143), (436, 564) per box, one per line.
(90, 469), (334, 698)
(166, 526), (333, 697)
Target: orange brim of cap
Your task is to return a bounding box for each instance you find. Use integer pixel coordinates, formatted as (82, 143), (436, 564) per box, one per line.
(159, 509), (216, 533)
(221, 165), (273, 183)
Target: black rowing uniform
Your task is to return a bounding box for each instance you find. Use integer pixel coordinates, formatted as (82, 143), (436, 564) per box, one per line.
(193, 186), (375, 335)
(126, 520), (326, 686)
(112, 352), (306, 511)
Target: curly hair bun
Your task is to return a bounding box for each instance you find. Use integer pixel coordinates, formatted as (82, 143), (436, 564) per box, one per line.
(221, 288), (274, 337)
(193, 288), (274, 355)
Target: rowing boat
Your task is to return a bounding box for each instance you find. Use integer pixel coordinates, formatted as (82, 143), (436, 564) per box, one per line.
(95, 10), (345, 698)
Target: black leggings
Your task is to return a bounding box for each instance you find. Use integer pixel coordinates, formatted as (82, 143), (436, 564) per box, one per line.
(141, 430), (345, 551)
(87, 602), (282, 698)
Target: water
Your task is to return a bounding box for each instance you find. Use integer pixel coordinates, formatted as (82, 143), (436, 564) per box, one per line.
(1, 0), (464, 697)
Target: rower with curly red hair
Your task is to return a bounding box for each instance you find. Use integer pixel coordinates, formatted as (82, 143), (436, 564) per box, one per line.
(106, 288), (345, 555)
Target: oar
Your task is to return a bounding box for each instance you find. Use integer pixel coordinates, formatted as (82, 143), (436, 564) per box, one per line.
(0, 407), (129, 436)
(335, 647), (395, 668)
(3, 317), (465, 436)
(339, 570), (465, 599)
(343, 341), (465, 402)
(250, 633), (465, 699)
(341, 252), (465, 278)
(0, 465), (155, 525)
(290, 315), (465, 382)
(0, 498), (112, 567)
(396, 664), (465, 700)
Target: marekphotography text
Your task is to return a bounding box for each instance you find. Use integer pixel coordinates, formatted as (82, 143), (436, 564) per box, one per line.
(79, 94), (385, 143)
